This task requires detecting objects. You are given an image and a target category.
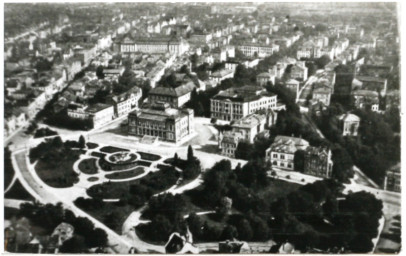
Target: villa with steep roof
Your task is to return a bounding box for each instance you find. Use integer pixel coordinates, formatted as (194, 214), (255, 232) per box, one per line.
(338, 113), (360, 136)
(265, 135), (309, 170)
(148, 83), (195, 108)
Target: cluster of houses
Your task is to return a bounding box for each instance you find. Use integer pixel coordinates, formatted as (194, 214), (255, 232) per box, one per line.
(4, 10), (135, 139)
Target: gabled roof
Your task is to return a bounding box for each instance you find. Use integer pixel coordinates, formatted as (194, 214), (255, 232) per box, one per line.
(338, 113), (360, 122)
(150, 82), (195, 97)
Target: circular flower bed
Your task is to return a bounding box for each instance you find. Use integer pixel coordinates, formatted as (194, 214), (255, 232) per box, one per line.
(87, 177), (99, 182)
(107, 152), (138, 164)
(99, 152), (139, 171)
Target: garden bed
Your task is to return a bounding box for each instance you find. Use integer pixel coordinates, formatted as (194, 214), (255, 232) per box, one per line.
(86, 142), (99, 149)
(137, 152), (161, 161)
(91, 151), (107, 158)
(99, 146), (129, 153)
(35, 154), (80, 188)
(105, 167), (145, 180)
(78, 158), (99, 174)
(87, 165), (179, 201)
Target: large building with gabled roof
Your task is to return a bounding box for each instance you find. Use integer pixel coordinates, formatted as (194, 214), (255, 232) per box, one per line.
(210, 86), (278, 121)
(128, 102), (194, 143)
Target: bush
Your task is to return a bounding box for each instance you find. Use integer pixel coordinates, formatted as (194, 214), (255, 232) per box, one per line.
(33, 127), (58, 138)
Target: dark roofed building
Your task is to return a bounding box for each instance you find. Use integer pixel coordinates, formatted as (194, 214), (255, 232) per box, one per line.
(149, 82), (195, 108)
(303, 146), (333, 178)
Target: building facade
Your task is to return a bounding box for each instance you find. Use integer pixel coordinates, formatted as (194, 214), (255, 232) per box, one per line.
(265, 135), (309, 171)
(384, 164), (400, 193)
(211, 86), (278, 121)
(338, 113), (360, 136)
(128, 103), (194, 143)
(148, 83), (195, 108)
(303, 146), (334, 178)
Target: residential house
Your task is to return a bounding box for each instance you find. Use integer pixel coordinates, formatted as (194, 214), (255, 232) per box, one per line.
(256, 72), (276, 86)
(312, 87), (332, 106)
(107, 87), (142, 117)
(285, 79), (300, 98)
(219, 240), (251, 253)
(149, 82), (195, 108)
(165, 232), (199, 254)
(384, 163), (400, 193)
(265, 135), (309, 170)
(290, 62), (308, 81)
(303, 146), (334, 178)
(352, 76), (387, 96)
(351, 90), (380, 112)
(338, 113), (360, 136)
(209, 69), (234, 86)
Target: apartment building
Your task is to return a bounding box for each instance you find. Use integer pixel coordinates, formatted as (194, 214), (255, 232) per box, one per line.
(211, 86), (278, 121)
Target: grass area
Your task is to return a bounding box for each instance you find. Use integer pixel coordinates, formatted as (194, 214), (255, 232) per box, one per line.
(137, 152), (161, 161)
(257, 178), (301, 203)
(99, 146), (129, 153)
(76, 201), (135, 233)
(88, 177), (99, 182)
(91, 151), (107, 158)
(35, 152), (80, 188)
(105, 167), (145, 180)
(78, 158), (99, 174)
(86, 142), (99, 149)
(4, 207), (20, 220)
(4, 179), (35, 201)
(136, 160), (152, 167)
(87, 165), (180, 200)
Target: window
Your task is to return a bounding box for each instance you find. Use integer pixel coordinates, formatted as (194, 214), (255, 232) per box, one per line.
(273, 154), (278, 158)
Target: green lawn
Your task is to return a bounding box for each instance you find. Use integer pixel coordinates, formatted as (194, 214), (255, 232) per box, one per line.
(137, 152), (161, 161)
(257, 178), (301, 203)
(35, 154), (80, 188)
(78, 158), (99, 174)
(4, 179), (35, 201)
(105, 167), (145, 180)
(99, 146), (129, 153)
(87, 165), (180, 200)
(86, 142), (99, 149)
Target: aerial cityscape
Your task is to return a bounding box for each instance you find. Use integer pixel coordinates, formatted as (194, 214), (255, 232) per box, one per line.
(3, 2), (401, 254)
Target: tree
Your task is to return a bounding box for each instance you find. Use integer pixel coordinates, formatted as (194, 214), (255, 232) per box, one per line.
(187, 145), (194, 161)
(315, 55), (331, 69)
(173, 153), (179, 164)
(148, 215), (174, 241)
(96, 66), (105, 79)
(234, 142), (254, 160)
(331, 145), (353, 183)
(237, 218), (253, 241)
(187, 213), (203, 238)
(221, 225), (238, 240)
(78, 135), (86, 148)
(59, 236), (88, 253)
(293, 150), (305, 172)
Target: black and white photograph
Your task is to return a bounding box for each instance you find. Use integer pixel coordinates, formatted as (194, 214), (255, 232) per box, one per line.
(2, 2), (402, 254)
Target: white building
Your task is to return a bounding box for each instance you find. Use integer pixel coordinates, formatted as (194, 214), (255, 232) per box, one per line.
(265, 135), (309, 170)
